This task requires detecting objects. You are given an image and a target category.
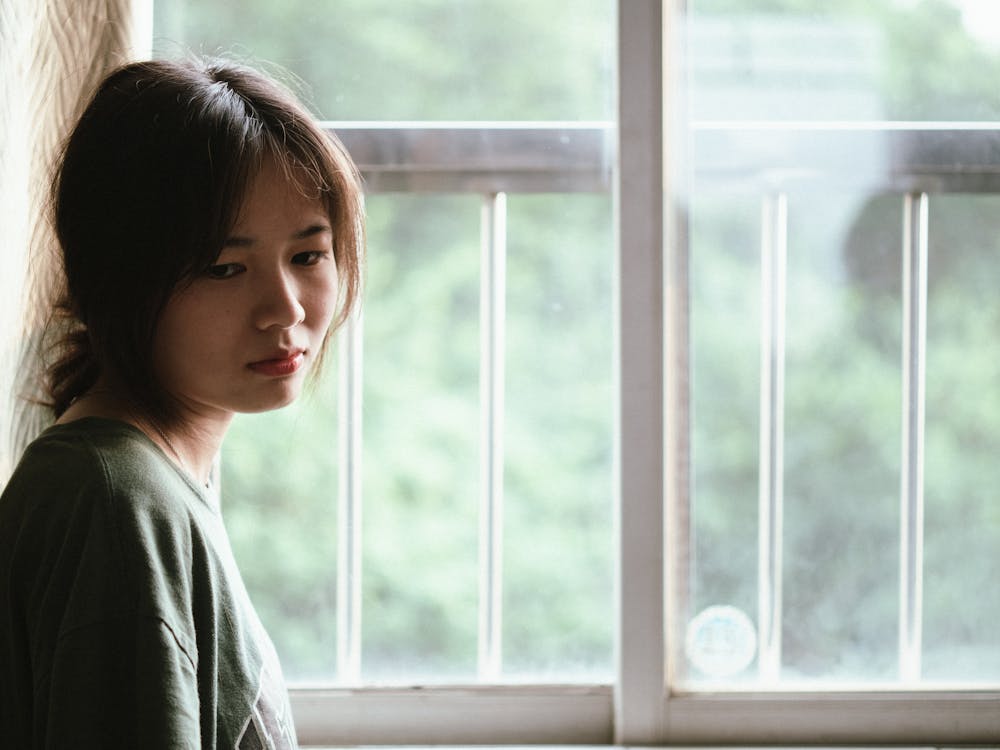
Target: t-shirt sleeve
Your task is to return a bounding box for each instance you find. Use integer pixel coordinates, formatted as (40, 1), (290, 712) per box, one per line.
(38, 614), (201, 748)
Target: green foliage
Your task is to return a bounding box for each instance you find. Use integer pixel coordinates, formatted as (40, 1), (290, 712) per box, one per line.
(690, 183), (1000, 681)
(154, 0), (614, 121)
(501, 194), (614, 677)
(360, 194), (482, 679)
(222, 374), (341, 680)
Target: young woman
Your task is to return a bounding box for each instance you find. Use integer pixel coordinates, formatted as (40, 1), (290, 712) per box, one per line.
(0, 58), (363, 748)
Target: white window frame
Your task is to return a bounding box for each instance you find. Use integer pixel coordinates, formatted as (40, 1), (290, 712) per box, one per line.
(652, 0), (1000, 744)
(276, 0), (1000, 744)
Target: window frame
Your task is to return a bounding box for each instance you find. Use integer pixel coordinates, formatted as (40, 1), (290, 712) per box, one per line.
(654, 0), (1000, 743)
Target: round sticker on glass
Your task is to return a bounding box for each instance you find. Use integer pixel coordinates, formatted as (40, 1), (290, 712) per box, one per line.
(685, 605), (757, 678)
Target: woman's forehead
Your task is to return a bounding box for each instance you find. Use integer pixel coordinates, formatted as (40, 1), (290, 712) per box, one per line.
(230, 160), (329, 232)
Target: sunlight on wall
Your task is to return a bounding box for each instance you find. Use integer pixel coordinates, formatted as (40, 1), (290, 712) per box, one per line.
(0, 2), (32, 480)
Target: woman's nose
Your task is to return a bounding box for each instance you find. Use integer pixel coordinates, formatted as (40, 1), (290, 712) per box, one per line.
(254, 271), (306, 330)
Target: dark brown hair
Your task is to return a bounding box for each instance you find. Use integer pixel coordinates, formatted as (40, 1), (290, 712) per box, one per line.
(47, 57), (364, 427)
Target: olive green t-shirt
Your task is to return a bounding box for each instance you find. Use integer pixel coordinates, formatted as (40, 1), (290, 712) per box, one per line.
(0, 418), (297, 748)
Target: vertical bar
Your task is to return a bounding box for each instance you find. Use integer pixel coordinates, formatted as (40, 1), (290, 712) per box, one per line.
(337, 309), (364, 683)
(899, 192), (928, 682)
(478, 191), (507, 680)
(757, 192), (787, 683)
(615, 0), (666, 742)
(663, 0), (691, 691)
(664, 200), (691, 688)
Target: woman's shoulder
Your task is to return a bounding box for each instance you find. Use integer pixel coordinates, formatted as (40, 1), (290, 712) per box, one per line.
(13, 416), (149, 479)
(1, 417), (213, 614)
(2, 417), (200, 528)
(0, 421), (206, 671)
(22, 414), (148, 457)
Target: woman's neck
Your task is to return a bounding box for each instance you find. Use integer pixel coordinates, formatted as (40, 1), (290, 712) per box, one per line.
(57, 379), (231, 488)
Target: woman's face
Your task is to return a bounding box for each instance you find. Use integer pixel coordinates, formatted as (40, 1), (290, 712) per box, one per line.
(152, 161), (340, 424)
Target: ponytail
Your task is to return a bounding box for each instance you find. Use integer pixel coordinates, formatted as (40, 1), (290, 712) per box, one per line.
(46, 310), (100, 419)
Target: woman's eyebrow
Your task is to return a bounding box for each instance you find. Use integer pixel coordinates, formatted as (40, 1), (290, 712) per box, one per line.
(293, 223), (332, 240)
(223, 223), (332, 248)
(223, 235), (255, 248)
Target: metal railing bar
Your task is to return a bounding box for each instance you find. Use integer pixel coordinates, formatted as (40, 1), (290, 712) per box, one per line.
(664, 201), (692, 686)
(691, 124), (1000, 193)
(478, 192), (507, 680)
(322, 122), (1000, 199)
(329, 124), (613, 195)
(337, 309), (365, 682)
(899, 192), (928, 682)
(757, 192), (787, 683)
(327, 122), (1000, 195)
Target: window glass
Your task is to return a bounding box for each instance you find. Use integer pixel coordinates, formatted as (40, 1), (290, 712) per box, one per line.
(780, 192), (901, 683)
(154, 0), (615, 685)
(681, 0), (1000, 688)
(923, 195), (1000, 682)
(503, 193), (614, 679)
(690, 0), (1000, 122)
(222, 379), (340, 681)
(154, 0), (614, 121)
(687, 191), (760, 675)
(361, 194), (481, 681)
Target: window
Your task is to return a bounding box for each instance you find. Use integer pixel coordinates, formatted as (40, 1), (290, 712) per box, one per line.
(152, 0), (1000, 744)
(654, 0), (1000, 742)
(680, 0), (1000, 688)
(154, 0), (618, 734)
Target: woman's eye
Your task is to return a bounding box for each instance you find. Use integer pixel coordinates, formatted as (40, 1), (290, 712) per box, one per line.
(206, 263), (244, 280)
(292, 250), (327, 266)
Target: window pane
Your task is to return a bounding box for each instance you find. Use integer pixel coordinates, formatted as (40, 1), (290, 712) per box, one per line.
(154, 0), (616, 686)
(781, 192), (900, 682)
(223, 380), (340, 682)
(923, 195), (1000, 681)
(503, 194), (614, 679)
(361, 195), (481, 681)
(154, 0), (614, 121)
(690, 0), (1000, 122)
(681, 0), (1000, 689)
(685, 188), (904, 686)
(687, 191), (760, 684)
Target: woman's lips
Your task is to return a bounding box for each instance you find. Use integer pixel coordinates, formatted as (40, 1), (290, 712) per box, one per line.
(247, 351), (305, 377)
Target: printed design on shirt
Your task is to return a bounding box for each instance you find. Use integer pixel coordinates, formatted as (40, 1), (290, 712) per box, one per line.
(235, 663), (296, 750)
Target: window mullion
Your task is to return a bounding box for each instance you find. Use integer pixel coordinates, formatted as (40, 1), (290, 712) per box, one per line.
(337, 309), (364, 682)
(899, 191), (928, 682)
(478, 191), (507, 680)
(615, 0), (666, 742)
(757, 191), (787, 683)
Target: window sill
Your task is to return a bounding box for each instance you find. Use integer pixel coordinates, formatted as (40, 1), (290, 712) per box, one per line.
(291, 684), (1000, 746)
(291, 684), (613, 746)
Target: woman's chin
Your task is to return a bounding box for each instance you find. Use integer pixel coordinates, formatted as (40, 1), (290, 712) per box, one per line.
(237, 385), (305, 415)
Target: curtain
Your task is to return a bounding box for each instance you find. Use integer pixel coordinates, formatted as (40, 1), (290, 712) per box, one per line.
(0, 0), (142, 481)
